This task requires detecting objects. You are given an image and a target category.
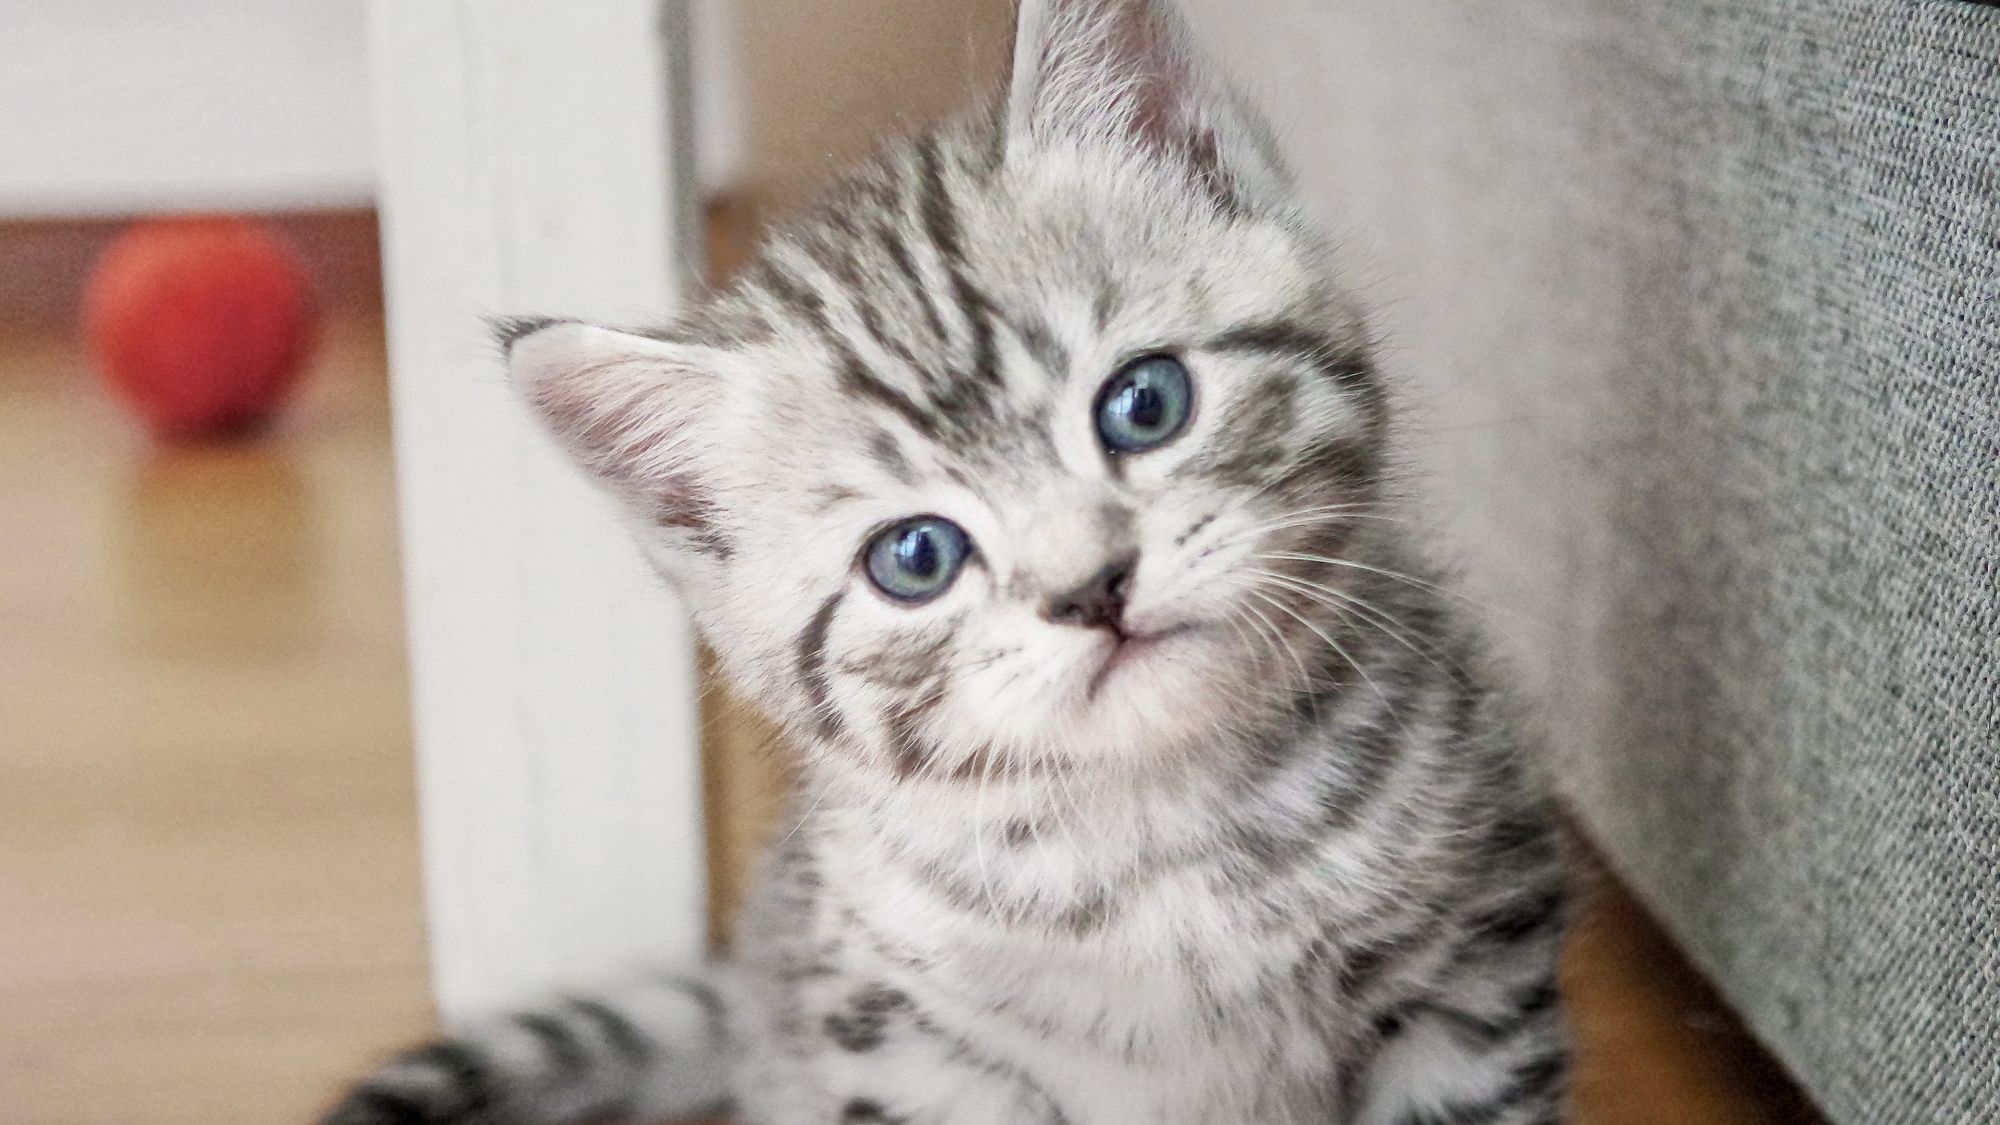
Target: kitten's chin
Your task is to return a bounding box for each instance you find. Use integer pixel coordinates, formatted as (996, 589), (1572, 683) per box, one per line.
(1060, 627), (1258, 763)
(938, 627), (1265, 769)
(1083, 624), (1198, 701)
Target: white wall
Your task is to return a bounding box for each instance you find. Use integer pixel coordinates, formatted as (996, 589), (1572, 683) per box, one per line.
(0, 0), (742, 218)
(0, 0), (375, 216)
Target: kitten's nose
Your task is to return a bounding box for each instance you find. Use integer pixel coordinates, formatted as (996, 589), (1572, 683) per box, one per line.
(1042, 553), (1137, 633)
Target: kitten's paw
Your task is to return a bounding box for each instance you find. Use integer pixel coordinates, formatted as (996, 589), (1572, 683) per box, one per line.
(318, 974), (731, 1125)
(318, 1040), (499, 1125)
(319, 1091), (446, 1125)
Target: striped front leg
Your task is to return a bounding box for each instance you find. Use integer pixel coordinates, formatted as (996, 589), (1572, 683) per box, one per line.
(1350, 881), (1569, 1125)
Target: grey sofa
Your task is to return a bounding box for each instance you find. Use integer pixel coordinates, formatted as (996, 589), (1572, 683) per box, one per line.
(1190, 1), (1999, 1121)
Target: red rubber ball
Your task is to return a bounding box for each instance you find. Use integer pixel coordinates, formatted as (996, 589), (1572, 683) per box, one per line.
(84, 216), (316, 440)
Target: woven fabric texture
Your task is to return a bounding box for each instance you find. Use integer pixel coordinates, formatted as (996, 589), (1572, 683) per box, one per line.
(1192, 1), (1999, 1120)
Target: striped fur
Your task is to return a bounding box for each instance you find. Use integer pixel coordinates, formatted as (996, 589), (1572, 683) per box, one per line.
(322, 974), (728, 1124)
(322, 1), (1569, 1122)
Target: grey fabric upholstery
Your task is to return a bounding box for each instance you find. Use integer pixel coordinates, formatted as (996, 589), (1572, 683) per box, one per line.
(1189, 2), (1999, 1121)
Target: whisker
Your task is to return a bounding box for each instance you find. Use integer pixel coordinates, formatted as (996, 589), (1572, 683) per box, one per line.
(772, 781), (832, 853)
(1243, 583), (1408, 734)
(1193, 503), (1409, 562)
(972, 727), (1010, 924)
(1226, 600), (1309, 700)
(1206, 502), (1386, 540)
(1260, 551), (1540, 629)
(1044, 737), (1090, 877)
(1236, 594), (1312, 698)
(1249, 567), (1460, 679)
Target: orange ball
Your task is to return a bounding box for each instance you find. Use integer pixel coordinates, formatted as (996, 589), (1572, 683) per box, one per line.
(84, 216), (316, 440)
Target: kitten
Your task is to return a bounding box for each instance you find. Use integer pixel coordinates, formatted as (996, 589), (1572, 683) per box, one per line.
(323, 0), (1568, 1122)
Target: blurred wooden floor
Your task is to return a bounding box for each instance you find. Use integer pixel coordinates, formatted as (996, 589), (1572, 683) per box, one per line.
(0, 216), (1821, 1125)
(0, 287), (432, 1123)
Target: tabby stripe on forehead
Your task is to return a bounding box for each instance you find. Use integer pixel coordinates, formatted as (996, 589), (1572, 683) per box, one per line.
(1209, 321), (1383, 426)
(1017, 315), (1071, 381)
(753, 256), (830, 329)
(853, 296), (929, 386)
(913, 134), (965, 268)
(799, 591), (848, 739)
(800, 229), (930, 381)
(915, 135), (1002, 392)
(760, 255), (944, 442)
(874, 157), (952, 348)
(877, 218), (952, 348)
(834, 342), (946, 443)
(868, 431), (916, 485)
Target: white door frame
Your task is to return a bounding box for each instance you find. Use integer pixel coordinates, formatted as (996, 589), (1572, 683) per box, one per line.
(368, 0), (707, 1022)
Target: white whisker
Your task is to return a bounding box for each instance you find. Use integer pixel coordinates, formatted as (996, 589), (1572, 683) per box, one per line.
(1249, 566), (1460, 679)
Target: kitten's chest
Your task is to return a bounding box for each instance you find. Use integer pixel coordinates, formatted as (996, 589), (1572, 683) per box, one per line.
(853, 864), (1362, 1121)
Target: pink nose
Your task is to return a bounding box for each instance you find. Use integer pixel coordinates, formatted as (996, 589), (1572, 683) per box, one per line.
(1041, 553), (1137, 633)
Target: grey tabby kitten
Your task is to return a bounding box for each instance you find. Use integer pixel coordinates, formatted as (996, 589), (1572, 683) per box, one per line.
(324, 0), (1568, 1122)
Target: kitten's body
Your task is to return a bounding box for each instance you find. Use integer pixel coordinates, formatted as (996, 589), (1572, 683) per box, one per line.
(735, 561), (1563, 1125)
(325, 3), (1567, 1123)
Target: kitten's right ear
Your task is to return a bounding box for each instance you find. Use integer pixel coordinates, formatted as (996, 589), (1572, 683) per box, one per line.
(504, 318), (724, 531)
(1005, 0), (1290, 207)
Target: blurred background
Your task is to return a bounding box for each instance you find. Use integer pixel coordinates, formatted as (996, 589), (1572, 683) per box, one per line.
(8, 0), (1993, 1122)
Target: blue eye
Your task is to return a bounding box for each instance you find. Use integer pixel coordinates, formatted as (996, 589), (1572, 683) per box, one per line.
(864, 516), (973, 603)
(1095, 354), (1193, 454)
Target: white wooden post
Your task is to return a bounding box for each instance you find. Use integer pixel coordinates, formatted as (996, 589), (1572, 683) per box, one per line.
(368, 0), (707, 1022)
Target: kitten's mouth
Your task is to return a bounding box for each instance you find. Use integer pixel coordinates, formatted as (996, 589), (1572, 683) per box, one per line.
(1085, 623), (1198, 700)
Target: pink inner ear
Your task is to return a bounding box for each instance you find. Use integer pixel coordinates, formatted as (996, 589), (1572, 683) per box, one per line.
(518, 340), (718, 532)
(1097, 0), (1195, 139)
(1014, 0), (1233, 199)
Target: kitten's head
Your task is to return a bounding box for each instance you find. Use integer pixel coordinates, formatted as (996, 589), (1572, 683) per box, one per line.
(510, 0), (1384, 779)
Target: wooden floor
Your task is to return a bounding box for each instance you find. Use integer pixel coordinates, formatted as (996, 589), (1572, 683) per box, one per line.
(0, 297), (433, 1124)
(0, 221), (1821, 1125)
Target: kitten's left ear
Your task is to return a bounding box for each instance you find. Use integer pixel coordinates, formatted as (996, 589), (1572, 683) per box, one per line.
(1004, 0), (1288, 206)
(503, 317), (727, 536)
